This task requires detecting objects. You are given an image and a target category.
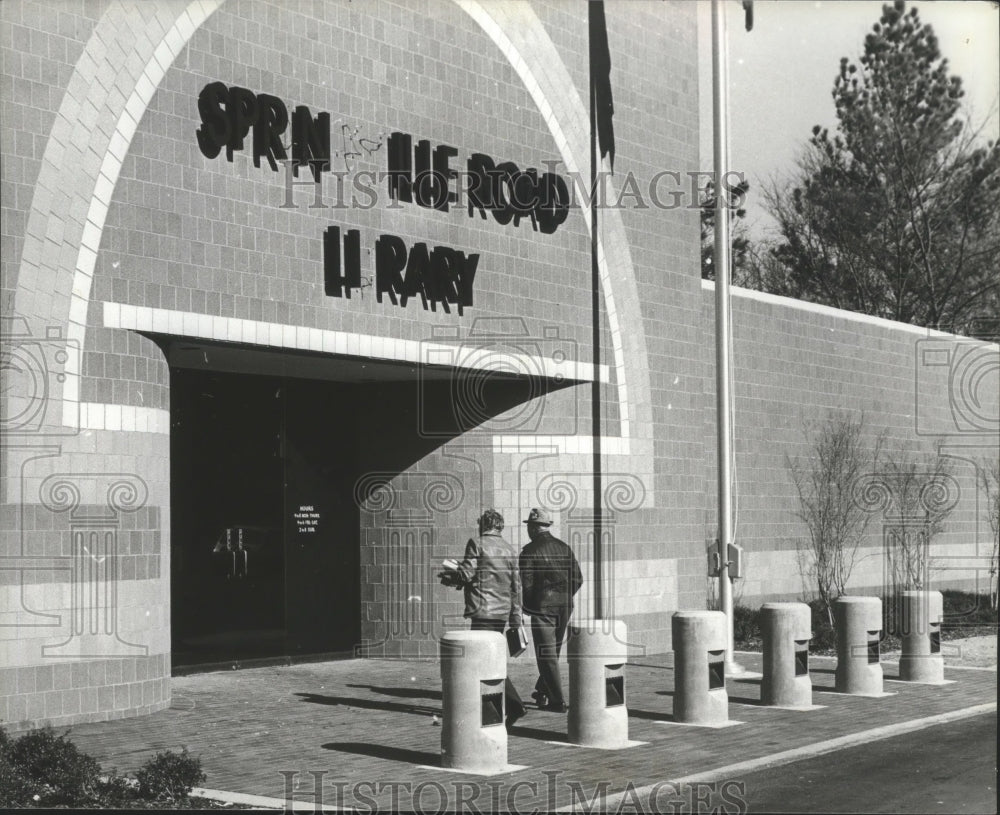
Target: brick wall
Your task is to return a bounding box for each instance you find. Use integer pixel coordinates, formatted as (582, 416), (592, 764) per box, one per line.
(2, 0), (700, 728)
(2, 0), (994, 734)
(700, 282), (999, 606)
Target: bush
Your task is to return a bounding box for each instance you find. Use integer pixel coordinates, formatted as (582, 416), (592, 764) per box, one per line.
(93, 769), (136, 808)
(733, 605), (761, 643)
(806, 598), (837, 652)
(0, 724), (206, 808)
(135, 748), (206, 801)
(941, 590), (999, 628)
(0, 743), (33, 808)
(7, 727), (100, 806)
(877, 590), (998, 640)
(731, 602), (838, 651)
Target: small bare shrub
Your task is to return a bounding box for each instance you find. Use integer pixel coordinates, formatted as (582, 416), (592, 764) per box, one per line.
(787, 412), (884, 624)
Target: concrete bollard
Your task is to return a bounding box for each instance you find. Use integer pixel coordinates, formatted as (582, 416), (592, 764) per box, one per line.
(568, 619), (629, 748)
(834, 596), (883, 695)
(761, 602), (813, 707)
(440, 630), (507, 773)
(899, 590), (945, 683)
(672, 610), (728, 724)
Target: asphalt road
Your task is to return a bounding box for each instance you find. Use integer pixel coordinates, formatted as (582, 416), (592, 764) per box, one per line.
(737, 711), (998, 814)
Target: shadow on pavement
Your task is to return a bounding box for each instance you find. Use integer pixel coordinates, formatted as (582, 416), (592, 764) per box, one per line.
(728, 696), (767, 706)
(507, 724), (566, 741)
(321, 741), (439, 766)
(627, 708), (671, 722)
(345, 684), (443, 700)
(296, 692), (441, 716)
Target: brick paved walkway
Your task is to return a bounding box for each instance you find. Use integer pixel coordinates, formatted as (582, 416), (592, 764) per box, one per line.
(64, 650), (996, 811)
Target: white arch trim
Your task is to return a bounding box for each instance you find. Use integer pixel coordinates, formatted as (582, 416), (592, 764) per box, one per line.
(15, 0), (653, 463)
(64, 0), (224, 429)
(454, 0), (654, 459)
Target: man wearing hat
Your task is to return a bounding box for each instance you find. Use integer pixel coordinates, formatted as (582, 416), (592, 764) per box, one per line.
(519, 507), (583, 712)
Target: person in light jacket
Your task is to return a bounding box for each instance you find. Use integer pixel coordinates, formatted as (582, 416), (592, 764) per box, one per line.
(456, 508), (528, 729)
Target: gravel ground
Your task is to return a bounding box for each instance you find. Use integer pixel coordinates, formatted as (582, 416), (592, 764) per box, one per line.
(939, 634), (996, 668)
(882, 634), (998, 668)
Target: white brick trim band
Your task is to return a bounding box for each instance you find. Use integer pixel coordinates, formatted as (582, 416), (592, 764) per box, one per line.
(102, 302), (609, 384)
(703, 279), (999, 346)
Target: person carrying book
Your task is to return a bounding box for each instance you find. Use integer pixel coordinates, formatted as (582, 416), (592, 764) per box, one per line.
(453, 508), (528, 730)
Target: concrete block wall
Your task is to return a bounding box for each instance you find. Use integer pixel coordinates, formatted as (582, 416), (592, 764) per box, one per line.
(700, 282), (999, 607)
(1, 0), (175, 733)
(5, 0), (993, 735)
(521, 0), (703, 656)
(0, 0), (695, 674)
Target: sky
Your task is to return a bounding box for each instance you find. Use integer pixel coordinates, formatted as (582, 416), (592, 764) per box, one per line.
(696, 0), (1000, 241)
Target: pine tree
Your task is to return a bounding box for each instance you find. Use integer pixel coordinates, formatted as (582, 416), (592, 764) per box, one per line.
(765, 1), (1000, 331)
(700, 178), (751, 282)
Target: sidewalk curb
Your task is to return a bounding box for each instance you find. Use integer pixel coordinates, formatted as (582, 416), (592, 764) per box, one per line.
(555, 701), (998, 813)
(191, 787), (339, 811)
(194, 702), (997, 812)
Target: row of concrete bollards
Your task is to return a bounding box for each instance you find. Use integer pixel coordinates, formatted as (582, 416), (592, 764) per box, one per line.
(439, 591), (946, 773)
(439, 621), (633, 772)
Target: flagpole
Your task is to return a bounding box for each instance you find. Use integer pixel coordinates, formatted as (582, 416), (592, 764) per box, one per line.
(590, 3), (604, 622)
(712, 0), (737, 668)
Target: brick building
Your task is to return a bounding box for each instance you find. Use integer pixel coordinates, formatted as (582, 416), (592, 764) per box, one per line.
(1, 0), (996, 732)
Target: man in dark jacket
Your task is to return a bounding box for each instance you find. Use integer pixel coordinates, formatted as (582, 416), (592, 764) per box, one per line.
(456, 508), (527, 729)
(519, 507), (582, 712)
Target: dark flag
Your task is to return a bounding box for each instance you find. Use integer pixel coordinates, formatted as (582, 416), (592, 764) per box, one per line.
(743, 0), (754, 32)
(589, 0), (615, 173)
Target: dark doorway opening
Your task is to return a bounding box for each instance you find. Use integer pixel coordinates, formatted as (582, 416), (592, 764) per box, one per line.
(160, 334), (582, 672)
(170, 368), (362, 668)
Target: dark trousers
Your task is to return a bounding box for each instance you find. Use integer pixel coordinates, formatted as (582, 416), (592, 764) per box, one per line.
(530, 610), (570, 706)
(470, 618), (526, 718)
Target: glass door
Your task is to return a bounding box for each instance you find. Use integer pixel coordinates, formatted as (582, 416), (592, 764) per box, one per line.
(170, 368), (285, 667)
